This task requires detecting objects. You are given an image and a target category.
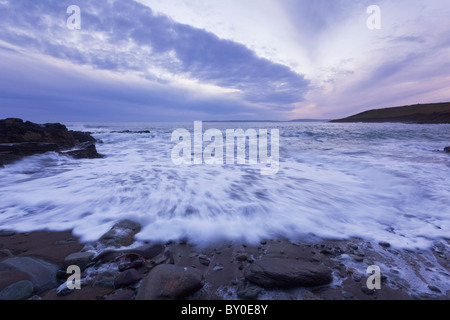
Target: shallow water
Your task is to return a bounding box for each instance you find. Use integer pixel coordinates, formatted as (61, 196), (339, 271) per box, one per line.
(0, 121), (449, 249)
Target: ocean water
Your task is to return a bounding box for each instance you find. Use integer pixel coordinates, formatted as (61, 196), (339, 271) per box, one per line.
(0, 121), (449, 249)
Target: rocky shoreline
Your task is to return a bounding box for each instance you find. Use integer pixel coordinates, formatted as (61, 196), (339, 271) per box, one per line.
(1, 221), (449, 300)
(0, 118), (103, 167)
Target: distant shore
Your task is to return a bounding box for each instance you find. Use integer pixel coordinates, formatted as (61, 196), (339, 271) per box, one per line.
(330, 102), (450, 124)
(1, 226), (449, 300)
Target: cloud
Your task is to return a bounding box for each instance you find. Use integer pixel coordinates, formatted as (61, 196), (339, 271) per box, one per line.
(0, 0), (310, 121)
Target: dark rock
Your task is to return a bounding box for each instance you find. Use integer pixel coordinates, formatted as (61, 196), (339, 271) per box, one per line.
(114, 268), (141, 288)
(0, 118), (102, 165)
(237, 285), (263, 300)
(63, 252), (95, 271)
(118, 259), (144, 272)
(98, 219), (142, 248)
(361, 286), (375, 295)
(64, 142), (103, 159)
(0, 249), (13, 259)
(92, 271), (117, 289)
(444, 147), (450, 153)
(379, 242), (391, 248)
(104, 288), (135, 300)
(198, 255), (211, 266)
(56, 282), (75, 297)
(0, 257), (59, 293)
(244, 258), (333, 289)
(111, 130), (151, 134)
(128, 243), (164, 260)
(428, 285), (441, 293)
(70, 131), (97, 144)
(0, 230), (15, 237)
(0, 280), (34, 300)
(236, 253), (249, 262)
(135, 264), (204, 300)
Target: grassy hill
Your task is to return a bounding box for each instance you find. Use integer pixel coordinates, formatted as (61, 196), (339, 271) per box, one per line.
(330, 102), (450, 124)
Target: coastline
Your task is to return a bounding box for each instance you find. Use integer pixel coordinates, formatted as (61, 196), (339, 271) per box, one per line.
(1, 228), (449, 300)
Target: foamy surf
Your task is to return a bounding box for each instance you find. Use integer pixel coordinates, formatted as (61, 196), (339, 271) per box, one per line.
(0, 122), (449, 249)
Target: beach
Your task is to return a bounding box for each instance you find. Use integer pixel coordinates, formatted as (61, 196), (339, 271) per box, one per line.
(1, 226), (449, 300)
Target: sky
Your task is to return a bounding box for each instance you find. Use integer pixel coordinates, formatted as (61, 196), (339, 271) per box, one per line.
(0, 0), (449, 122)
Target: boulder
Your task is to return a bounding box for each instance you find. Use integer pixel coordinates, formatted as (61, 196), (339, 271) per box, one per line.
(114, 268), (141, 288)
(0, 257), (59, 293)
(444, 147), (450, 153)
(0, 280), (34, 300)
(63, 252), (95, 271)
(244, 257), (333, 289)
(135, 264), (204, 300)
(98, 219), (142, 248)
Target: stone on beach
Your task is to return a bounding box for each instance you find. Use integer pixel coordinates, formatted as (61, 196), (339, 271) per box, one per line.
(63, 252), (95, 271)
(135, 264), (204, 300)
(98, 219), (142, 248)
(244, 257), (333, 289)
(0, 257), (59, 293)
(114, 268), (141, 288)
(0, 280), (34, 300)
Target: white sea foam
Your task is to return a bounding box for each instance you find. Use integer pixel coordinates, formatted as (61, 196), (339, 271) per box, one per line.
(0, 122), (448, 249)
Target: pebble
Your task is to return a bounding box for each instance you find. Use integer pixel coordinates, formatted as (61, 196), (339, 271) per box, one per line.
(347, 267), (356, 274)
(379, 242), (391, 248)
(213, 264), (224, 271)
(342, 291), (353, 299)
(361, 286), (375, 295)
(428, 285), (441, 293)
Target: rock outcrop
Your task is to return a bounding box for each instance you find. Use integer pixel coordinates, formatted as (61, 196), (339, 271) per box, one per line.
(0, 118), (103, 166)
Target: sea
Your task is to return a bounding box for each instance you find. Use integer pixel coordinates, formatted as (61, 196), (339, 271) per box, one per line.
(0, 121), (449, 249)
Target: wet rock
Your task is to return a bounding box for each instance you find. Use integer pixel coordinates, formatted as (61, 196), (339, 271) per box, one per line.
(361, 286), (375, 295)
(0, 118), (102, 165)
(114, 268), (141, 288)
(428, 285), (441, 293)
(63, 252), (95, 271)
(444, 147), (450, 153)
(104, 288), (135, 300)
(379, 242), (391, 248)
(0, 280), (34, 300)
(244, 258), (333, 289)
(0, 257), (59, 293)
(0, 249), (13, 259)
(0, 230), (16, 237)
(237, 285), (263, 300)
(56, 282), (75, 297)
(236, 253), (249, 262)
(118, 259), (144, 272)
(64, 142), (103, 159)
(98, 219), (142, 248)
(129, 243), (164, 260)
(136, 264), (204, 300)
(92, 271), (117, 289)
(198, 255), (211, 266)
